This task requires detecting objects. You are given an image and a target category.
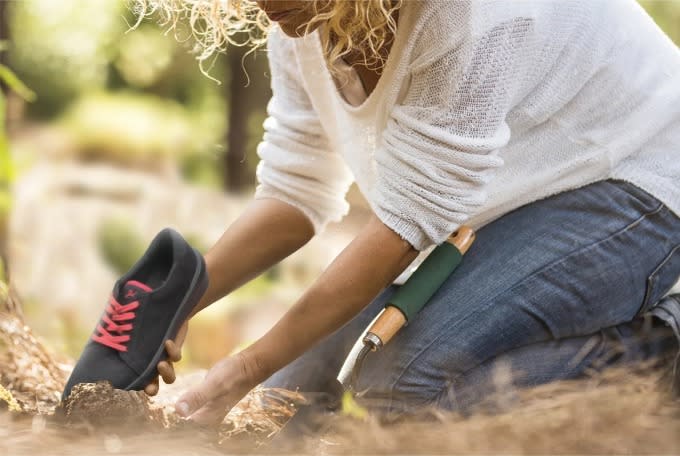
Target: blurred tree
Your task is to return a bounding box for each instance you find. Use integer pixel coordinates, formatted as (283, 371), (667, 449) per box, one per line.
(0, 0), (16, 121)
(1, 0), (19, 290)
(224, 46), (271, 192)
(223, 46), (271, 192)
(225, 45), (251, 192)
(0, 0), (7, 87)
(0, 45), (35, 285)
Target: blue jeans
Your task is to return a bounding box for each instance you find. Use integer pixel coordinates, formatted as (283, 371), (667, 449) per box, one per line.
(264, 180), (680, 414)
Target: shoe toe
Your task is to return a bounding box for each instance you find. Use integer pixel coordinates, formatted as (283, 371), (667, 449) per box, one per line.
(62, 342), (140, 401)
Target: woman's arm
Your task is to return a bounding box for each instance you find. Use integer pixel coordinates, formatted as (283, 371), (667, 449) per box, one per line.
(175, 215), (418, 423)
(241, 215), (418, 382)
(190, 197), (315, 317)
(151, 30), (355, 397)
(144, 197), (314, 396)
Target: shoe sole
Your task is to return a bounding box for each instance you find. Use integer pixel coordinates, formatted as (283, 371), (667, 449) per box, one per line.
(123, 248), (209, 391)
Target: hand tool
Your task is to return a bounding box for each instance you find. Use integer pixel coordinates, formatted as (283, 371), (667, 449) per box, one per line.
(337, 226), (475, 395)
(276, 226), (475, 438)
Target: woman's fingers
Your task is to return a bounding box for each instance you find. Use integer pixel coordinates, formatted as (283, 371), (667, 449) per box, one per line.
(145, 376), (160, 396)
(175, 354), (254, 425)
(165, 339), (182, 363)
(144, 323), (188, 395)
(158, 360), (176, 384)
(176, 373), (222, 418)
(186, 397), (232, 426)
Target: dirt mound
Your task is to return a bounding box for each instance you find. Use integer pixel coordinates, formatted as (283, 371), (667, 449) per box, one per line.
(60, 382), (165, 427)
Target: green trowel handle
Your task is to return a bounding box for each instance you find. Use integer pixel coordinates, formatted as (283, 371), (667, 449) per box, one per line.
(391, 242), (462, 321)
(365, 226), (475, 347)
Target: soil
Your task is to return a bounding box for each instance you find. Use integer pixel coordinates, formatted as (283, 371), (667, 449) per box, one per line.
(59, 382), (165, 428)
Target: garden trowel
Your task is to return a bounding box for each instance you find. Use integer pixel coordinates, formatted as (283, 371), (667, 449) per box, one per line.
(338, 226), (475, 395)
(277, 226), (475, 437)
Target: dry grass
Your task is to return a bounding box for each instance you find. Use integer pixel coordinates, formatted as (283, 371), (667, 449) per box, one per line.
(2, 310), (680, 454)
(325, 369), (680, 454)
(0, 312), (71, 413)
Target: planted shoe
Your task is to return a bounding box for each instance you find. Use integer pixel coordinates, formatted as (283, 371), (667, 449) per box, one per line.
(62, 228), (208, 400)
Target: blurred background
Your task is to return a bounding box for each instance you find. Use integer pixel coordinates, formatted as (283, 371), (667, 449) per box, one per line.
(0, 0), (678, 372)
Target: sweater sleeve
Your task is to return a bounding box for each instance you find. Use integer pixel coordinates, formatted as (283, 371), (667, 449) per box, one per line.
(372, 12), (538, 250)
(255, 28), (354, 233)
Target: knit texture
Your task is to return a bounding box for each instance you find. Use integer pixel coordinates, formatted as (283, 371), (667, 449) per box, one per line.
(255, 0), (680, 250)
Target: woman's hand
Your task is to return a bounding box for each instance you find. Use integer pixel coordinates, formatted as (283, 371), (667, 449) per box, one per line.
(174, 352), (260, 425)
(144, 321), (188, 396)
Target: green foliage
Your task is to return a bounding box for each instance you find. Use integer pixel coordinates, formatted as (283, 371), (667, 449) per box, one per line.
(0, 63), (36, 103)
(114, 25), (176, 89)
(97, 217), (146, 275)
(57, 90), (227, 189)
(0, 384), (21, 412)
(59, 91), (199, 168)
(0, 56), (36, 163)
(0, 47), (36, 260)
(6, 0), (272, 189)
(341, 391), (368, 420)
(640, 1), (680, 45)
(180, 148), (225, 189)
(8, 0), (125, 117)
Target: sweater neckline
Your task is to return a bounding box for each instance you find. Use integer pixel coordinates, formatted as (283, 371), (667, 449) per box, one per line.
(313, 1), (410, 115)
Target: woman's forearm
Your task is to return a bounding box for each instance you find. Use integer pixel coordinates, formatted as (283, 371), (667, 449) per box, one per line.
(241, 214), (419, 383)
(190, 198), (315, 316)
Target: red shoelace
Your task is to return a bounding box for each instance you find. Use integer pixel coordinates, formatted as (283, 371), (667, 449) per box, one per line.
(91, 294), (140, 352)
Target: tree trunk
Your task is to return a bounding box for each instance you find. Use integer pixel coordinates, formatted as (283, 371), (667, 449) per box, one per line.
(0, 0), (8, 93)
(224, 46), (252, 193)
(0, 0), (10, 282)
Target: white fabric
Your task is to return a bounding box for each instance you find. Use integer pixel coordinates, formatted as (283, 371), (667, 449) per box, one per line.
(333, 58), (367, 108)
(255, 0), (680, 251)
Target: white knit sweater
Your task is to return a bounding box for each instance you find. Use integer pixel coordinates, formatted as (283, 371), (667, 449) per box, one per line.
(255, 0), (680, 251)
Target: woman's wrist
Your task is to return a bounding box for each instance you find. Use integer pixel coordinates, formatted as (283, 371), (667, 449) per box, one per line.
(187, 253), (219, 318)
(239, 344), (276, 386)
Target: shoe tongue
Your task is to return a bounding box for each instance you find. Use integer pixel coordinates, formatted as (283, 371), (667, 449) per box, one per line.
(120, 280), (152, 304)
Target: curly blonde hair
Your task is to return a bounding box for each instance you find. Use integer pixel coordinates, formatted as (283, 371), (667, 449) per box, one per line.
(129, 0), (401, 73)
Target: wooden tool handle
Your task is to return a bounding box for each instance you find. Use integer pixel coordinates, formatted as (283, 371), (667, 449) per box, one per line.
(450, 225), (475, 255)
(365, 226), (475, 348)
(364, 306), (406, 348)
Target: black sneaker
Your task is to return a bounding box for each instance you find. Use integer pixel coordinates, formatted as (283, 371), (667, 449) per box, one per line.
(62, 228), (209, 400)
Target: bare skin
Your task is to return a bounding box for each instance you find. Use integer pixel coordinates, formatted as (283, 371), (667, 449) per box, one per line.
(164, 209), (416, 424)
(144, 1), (410, 425)
(144, 197), (315, 395)
(254, 0), (332, 38)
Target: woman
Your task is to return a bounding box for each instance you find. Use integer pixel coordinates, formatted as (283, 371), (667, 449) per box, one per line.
(137, 0), (680, 424)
